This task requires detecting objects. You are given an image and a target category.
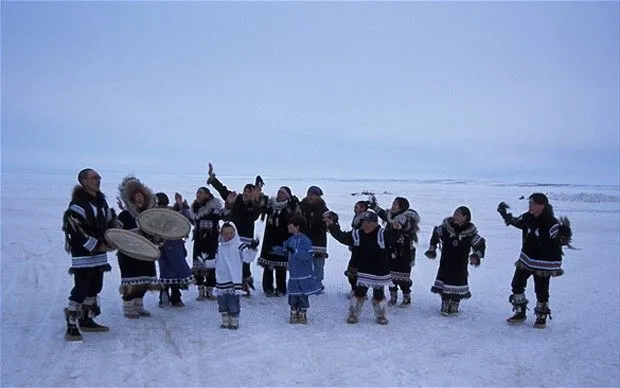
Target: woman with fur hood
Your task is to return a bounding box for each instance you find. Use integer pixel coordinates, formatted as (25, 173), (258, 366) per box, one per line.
(424, 206), (486, 316)
(116, 176), (160, 319)
(258, 186), (301, 296)
(189, 186), (226, 301)
(369, 196), (420, 306)
(205, 222), (259, 329)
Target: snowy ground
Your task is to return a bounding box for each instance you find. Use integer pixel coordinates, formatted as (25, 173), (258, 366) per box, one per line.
(1, 172), (619, 387)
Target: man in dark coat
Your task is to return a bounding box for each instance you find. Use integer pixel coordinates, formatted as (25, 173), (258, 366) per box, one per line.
(498, 193), (572, 328)
(325, 211), (392, 325)
(62, 168), (116, 341)
(300, 186), (330, 293)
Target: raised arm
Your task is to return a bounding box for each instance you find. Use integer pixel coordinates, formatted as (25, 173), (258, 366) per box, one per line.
(497, 202), (524, 229)
(206, 163), (233, 201)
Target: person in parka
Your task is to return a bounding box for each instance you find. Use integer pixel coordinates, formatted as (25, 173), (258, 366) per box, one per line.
(205, 222), (259, 329)
(62, 168), (116, 341)
(369, 196), (420, 306)
(258, 186), (301, 296)
(207, 163), (266, 295)
(299, 186), (330, 293)
(325, 210), (392, 325)
(425, 206), (486, 316)
(498, 193), (573, 328)
(116, 175), (160, 319)
(154, 192), (193, 308)
(189, 186), (227, 301)
(344, 200), (370, 297)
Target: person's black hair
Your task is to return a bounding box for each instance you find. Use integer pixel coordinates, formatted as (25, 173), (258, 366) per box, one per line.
(394, 197), (410, 211)
(288, 214), (307, 230)
(355, 200), (370, 211)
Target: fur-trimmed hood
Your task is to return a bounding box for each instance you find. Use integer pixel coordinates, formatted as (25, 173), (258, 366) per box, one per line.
(70, 185), (107, 205)
(117, 175), (156, 218)
(440, 217), (478, 238)
(387, 208), (421, 242)
(190, 196), (224, 221)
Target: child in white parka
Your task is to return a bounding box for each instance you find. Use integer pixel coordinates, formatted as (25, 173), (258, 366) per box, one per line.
(206, 222), (258, 329)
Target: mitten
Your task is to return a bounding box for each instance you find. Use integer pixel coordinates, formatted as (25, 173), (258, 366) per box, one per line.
(556, 216), (572, 246)
(469, 254), (481, 267)
(497, 201), (509, 216)
(285, 246), (296, 254)
(249, 238), (260, 250)
(497, 201), (512, 225)
(425, 247), (437, 259)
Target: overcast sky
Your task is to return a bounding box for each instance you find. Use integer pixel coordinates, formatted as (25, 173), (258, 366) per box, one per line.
(2, 1), (618, 185)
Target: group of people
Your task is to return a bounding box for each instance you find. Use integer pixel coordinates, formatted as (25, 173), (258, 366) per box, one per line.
(62, 166), (573, 341)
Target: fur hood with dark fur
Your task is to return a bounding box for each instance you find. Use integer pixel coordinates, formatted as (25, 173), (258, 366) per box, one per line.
(70, 185), (107, 205)
(117, 175), (156, 218)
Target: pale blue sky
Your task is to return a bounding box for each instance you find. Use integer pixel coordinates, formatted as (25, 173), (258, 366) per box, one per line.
(2, 1), (618, 185)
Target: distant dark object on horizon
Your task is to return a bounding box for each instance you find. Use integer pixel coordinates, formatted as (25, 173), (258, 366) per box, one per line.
(351, 190), (394, 196)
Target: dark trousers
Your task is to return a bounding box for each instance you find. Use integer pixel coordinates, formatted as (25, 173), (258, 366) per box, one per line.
(354, 285), (385, 301)
(69, 268), (104, 304)
(390, 279), (412, 294)
(161, 285), (182, 304)
(289, 295), (310, 311)
(122, 287), (147, 301)
(348, 276), (357, 291)
(511, 267), (551, 303)
(262, 267), (287, 294)
(194, 269), (216, 287)
(243, 262), (252, 279)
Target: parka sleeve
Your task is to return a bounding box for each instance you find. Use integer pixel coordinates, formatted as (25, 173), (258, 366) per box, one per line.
(63, 204), (99, 253)
(240, 244), (257, 264)
(470, 234), (486, 258)
(327, 224), (354, 246)
(208, 176), (232, 201)
(428, 225), (441, 249)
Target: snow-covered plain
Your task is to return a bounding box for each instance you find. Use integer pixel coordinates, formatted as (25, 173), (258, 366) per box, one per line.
(1, 172), (619, 387)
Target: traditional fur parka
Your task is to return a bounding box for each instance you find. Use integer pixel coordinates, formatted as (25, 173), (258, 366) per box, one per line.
(189, 194), (226, 262)
(428, 217), (486, 300)
(205, 223), (257, 295)
(116, 176), (159, 290)
(208, 176), (264, 244)
(259, 196), (301, 268)
(373, 204), (420, 282)
(63, 185), (116, 272)
(273, 233), (322, 295)
(500, 207), (566, 277)
(328, 223), (392, 288)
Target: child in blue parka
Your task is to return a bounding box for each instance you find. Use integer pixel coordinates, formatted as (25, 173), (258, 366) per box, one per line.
(273, 214), (322, 324)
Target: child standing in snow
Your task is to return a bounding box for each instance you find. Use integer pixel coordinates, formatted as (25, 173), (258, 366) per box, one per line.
(274, 214), (322, 324)
(205, 222), (258, 329)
